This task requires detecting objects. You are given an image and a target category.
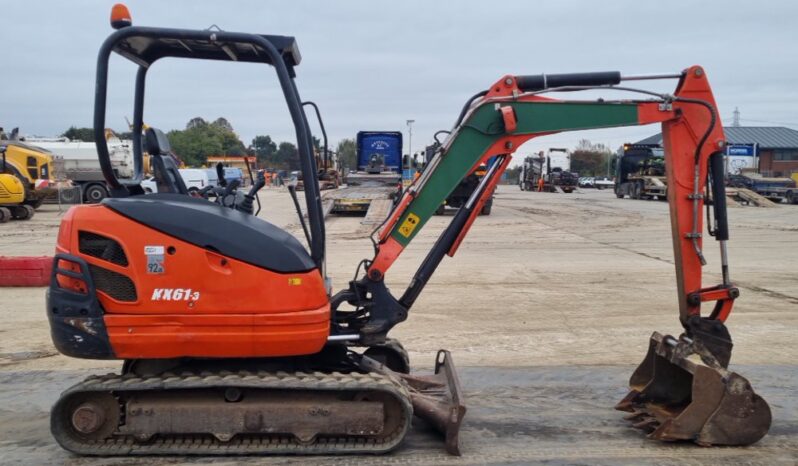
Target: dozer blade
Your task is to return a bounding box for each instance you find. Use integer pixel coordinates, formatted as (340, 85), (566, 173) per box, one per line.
(616, 331), (771, 446)
(399, 350), (467, 455)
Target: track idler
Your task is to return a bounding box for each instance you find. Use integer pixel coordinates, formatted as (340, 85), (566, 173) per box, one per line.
(616, 322), (771, 446)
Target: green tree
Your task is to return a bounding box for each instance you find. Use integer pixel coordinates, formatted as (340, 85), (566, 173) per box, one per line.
(251, 135), (277, 165)
(167, 128), (223, 166)
(62, 126), (95, 142)
(504, 165), (522, 184)
(186, 117), (208, 130)
(276, 141), (299, 170)
(212, 117), (233, 132)
(336, 138), (357, 172)
(166, 116), (246, 166)
(571, 139), (613, 176)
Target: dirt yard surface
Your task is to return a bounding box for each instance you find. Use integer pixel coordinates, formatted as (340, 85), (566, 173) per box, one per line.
(1, 185), (796, 464)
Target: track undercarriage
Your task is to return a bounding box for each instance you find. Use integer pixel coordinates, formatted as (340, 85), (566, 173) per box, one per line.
(51, 345), (466, 456)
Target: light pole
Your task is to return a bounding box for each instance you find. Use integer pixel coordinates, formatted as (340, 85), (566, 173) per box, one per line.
(406, 119), (415, 165)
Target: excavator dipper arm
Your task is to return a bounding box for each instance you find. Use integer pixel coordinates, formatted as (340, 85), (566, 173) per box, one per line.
(337, 67), (729, 333)
(332, 66), (771, 446)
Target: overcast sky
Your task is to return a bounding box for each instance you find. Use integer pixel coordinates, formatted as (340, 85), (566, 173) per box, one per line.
(2, 1), (797, 166)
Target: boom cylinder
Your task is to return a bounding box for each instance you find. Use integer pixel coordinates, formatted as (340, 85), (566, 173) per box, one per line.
(399, 156), (504, 308)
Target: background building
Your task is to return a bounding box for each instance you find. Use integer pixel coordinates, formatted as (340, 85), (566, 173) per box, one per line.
(636, 126), (798, 177)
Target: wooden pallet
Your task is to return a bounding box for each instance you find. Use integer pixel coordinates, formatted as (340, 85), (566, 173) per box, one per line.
(362, 199), (394, 225)
(726, 188), (777, 207)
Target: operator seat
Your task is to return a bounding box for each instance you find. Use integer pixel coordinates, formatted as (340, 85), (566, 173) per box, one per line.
(145, 128), (188, 195)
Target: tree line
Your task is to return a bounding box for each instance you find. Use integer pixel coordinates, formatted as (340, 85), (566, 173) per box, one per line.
(62, 124), (617, 176)
(61, 118), (349, 170)
(569, 139), (617, 177)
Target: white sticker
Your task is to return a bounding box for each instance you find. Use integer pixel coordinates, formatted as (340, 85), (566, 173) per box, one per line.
(145, 245), (165, 274)
(144, 246), (165, 256)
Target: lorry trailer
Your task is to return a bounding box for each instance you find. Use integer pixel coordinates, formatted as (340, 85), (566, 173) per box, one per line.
(614, 143), (667, 200)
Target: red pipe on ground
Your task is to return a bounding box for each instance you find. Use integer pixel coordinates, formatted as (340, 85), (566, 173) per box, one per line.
(0, 256), (53, 286)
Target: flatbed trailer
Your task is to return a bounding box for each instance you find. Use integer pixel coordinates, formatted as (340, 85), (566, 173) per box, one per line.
(728, 173), (798, 204)
(322, 172), (401, 223)
(618, 174), (667, 199)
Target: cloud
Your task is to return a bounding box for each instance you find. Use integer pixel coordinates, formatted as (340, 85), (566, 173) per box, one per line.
(1, 0), (796, 167)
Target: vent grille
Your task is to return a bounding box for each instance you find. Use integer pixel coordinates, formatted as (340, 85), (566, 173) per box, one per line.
(79, 231), (129, 266)
(89, 265), (137, 302)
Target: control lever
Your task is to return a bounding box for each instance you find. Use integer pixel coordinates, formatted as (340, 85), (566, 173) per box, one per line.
(224, 178), (240, 196)
(197, 185), (214, 197)
(219, 178), (240, 208)
(235, 170), (266, 215)
(215, 162), (227, 187)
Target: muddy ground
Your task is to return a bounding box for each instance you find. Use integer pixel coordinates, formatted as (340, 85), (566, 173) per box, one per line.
(0, 186), (796, 465)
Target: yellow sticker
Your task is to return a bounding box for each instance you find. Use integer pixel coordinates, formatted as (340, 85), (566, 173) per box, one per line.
(397, 212), (421, 238)
(288, 277), (302, 286)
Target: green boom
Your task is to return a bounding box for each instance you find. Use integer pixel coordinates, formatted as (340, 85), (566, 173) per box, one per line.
(389, 100), (640, 247)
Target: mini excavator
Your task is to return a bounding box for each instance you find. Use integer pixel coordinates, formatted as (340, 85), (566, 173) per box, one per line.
(46, 5), (771, 456)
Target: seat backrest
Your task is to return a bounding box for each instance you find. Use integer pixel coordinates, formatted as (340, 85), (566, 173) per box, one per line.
(145, 128), (188, 195)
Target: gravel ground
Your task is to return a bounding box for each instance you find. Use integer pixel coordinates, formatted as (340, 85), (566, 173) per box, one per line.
(0, 185), (796, 464)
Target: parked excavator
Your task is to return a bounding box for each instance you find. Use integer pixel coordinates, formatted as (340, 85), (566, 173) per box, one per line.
(0, 133), (54, 209)
(46, 5), (771, 456)
(0, 146), (36, 222)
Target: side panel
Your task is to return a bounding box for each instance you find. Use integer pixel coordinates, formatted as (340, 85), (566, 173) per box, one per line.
(67, 205), (329, 315)
(50, 204), (331, 359)
(105, 306), (330, 358)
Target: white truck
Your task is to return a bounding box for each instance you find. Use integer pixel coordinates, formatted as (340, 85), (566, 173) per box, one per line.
(141, 169), (216, 194)
(546, 147), (571, 173)
(25, 136), (135, 203)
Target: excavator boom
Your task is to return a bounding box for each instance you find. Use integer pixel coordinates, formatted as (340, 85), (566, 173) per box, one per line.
(333, 67), (770, 446)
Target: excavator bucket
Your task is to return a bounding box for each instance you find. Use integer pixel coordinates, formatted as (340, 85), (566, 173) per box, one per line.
(616, 332), (771, 446)
(400, 350), (467, 455)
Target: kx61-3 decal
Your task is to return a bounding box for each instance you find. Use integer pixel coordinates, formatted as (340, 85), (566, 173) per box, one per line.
(151, 288), (201, 301)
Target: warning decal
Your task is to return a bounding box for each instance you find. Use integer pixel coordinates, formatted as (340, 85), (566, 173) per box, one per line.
(397, 212), (420, 238)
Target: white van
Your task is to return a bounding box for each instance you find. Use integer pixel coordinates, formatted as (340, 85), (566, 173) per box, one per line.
(178, 168), (210, 193)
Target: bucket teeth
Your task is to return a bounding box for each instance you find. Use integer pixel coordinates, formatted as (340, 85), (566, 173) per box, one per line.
(632, 417), (660, 432)
(618, 331), (771, 446)
(622, 410), (647, 421)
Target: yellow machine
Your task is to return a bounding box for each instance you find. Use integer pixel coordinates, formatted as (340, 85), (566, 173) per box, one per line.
(0, 173), (34, 222)
(0, 140), (55, 208)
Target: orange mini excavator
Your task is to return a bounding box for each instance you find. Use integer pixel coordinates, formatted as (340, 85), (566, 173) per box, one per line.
(47, 5), (771, 456)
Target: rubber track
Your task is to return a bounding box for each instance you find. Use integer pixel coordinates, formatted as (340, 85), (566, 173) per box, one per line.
(52, 370), (412, 455)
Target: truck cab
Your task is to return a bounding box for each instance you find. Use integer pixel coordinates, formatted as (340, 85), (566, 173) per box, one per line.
(615, 143), (667, 200)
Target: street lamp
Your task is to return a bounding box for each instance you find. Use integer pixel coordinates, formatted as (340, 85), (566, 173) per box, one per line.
(406, 119), (415, 167)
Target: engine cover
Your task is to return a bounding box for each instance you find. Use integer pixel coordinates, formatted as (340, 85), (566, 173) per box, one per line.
(48, 203), (330, 359)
